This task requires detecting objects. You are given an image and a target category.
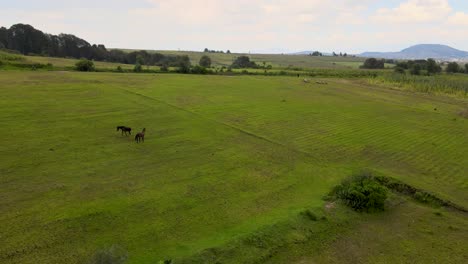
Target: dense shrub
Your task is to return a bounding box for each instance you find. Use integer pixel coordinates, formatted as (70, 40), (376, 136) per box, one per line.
(394, 66), (405, 74)
(133, 63), (142, 72)
(199, 55), (211, 68)
(426, 58), (441, 74)
(231, 56), (258, 68)
(446, 62), (461, 73)
(410, 64), (422, 75)
(361, 58), (385, 69)
(160, 64), (169, 72)
(191, 65), (208, 74)
(75, 59), (95, 72)
(331, 171), (388, 212)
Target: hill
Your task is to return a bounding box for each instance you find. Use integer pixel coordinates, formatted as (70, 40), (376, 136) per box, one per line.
(360, 44), (468, 60)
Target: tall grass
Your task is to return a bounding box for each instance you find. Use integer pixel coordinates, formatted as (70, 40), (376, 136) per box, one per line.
(368, 73), (468, 98)
(0, 50), (25, 61)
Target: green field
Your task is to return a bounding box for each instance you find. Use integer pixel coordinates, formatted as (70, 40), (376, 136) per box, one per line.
(1, 71), (467, 263)
(122, 49), (367, 69)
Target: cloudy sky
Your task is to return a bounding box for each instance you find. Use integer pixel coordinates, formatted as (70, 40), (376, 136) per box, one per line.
(1, 0), (468, 53)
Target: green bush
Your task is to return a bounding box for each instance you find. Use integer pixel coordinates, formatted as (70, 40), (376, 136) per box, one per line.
(446, 62), (461, 73)
(160, 64), (169, 72)
(191, 65), (208, 74)
(199, 55), (212, 68)
(332, 171), (388, 212)
(75, 59), (95, 72)
(394, 66), (405, 74)
(133, 63), (142, 72)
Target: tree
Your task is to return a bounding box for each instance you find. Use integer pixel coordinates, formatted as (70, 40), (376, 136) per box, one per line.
(361, 58), (384, 69)
(134, 63), (142, 72)
(136, 54), (145, 65)
(446, 62), (460, 73)
(332, 171), (388, 212)
(75, 59), (95, 71)
(410, 64), (421, 75)
(426, 58), (441, 75)
(226, 50), (231, 54)
(465, 63), (468, 73)
(204, 48), (209, 52)
(231, 56), (257, 68)
(0, 27), (7, 49)
(191, 65), (208, 74)
(311, 51), (322, 56)
(394, 66), (405, 74)
(199, 55), (212, 68)
(176, 55), (191, 73)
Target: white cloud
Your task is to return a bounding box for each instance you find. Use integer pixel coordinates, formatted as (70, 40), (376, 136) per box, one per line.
(371, 0), (452, 23)
(447, 11), (468, 26)
(1, 0), (468, 53)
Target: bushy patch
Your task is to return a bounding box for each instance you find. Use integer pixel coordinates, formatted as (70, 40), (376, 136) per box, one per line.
(332, 171), (388, 212)
(75, 59), (95, 72)
(191, 65), (208, 74)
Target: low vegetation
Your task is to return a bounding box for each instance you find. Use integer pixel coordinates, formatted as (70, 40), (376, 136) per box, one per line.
(330, 171), (388, 212)
(367, 72), (468, 97)
(75, 59), (95, 72)
(360, 58), (385, 69)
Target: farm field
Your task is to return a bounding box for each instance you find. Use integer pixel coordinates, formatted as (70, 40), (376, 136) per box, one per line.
(1, 71), (467, 263)
(121, 49), (367, 69)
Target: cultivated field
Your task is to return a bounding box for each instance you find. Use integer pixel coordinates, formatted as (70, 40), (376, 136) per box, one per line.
(121, 49), (367, 69)
(1, 71), (467, 263)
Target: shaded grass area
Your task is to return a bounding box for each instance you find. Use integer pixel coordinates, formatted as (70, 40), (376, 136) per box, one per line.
(1, 72), (467, 263)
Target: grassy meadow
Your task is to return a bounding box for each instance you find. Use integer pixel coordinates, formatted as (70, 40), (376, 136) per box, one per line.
(1, 71), (467, 263)
(121, 49), (367, 69)
(4, 50), (368, 71)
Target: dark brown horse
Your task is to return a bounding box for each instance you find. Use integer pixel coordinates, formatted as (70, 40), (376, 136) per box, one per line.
(135, 128), (146, 143)
(117, 126), (132, 136)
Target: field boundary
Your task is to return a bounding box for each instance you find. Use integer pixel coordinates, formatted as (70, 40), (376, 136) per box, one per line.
(375, 175), (468, 213)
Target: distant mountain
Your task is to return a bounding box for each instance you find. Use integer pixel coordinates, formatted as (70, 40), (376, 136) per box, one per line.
(360, 44), (468, 60)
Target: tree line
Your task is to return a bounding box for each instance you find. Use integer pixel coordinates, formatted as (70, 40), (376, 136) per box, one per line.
(0, 23), (190, 67)
(361, 57), (468, 75)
